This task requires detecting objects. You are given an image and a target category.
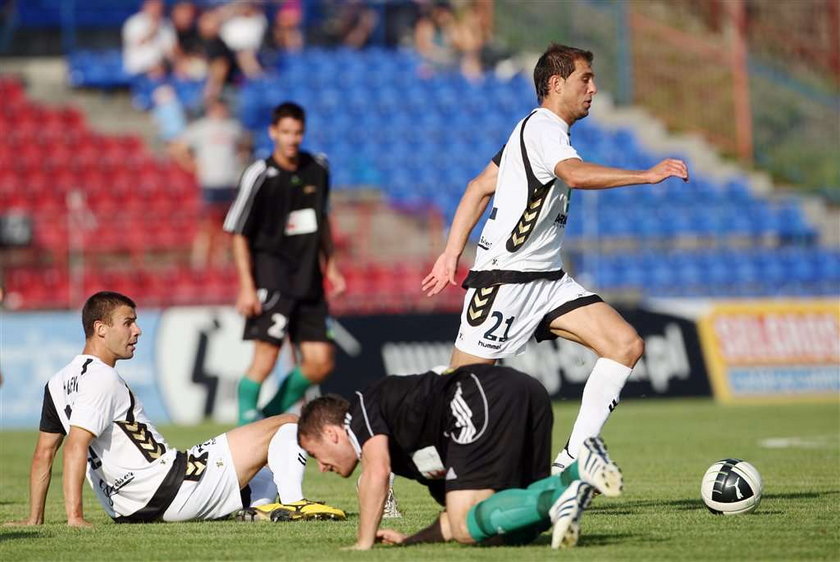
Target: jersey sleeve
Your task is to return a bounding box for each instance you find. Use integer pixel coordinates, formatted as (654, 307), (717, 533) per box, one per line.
(223, 160), (266, 235)
(38, 383), (65, 435)
(347, 388), (390, 449)
(528, 118), (581, 183)
(491, 144), (506, 166)
(313, 153), (331, 214)
(69, 371), (122, 437)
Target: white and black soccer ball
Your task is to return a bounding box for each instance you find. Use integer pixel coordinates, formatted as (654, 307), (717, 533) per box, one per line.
(701, 458), (763, 515)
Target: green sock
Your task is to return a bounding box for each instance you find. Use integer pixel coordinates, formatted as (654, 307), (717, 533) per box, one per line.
(559, 460), (580, 487)
(466, 474), (570, 543)
(261, 367), (312, 417)
(237, 377), (262, 426)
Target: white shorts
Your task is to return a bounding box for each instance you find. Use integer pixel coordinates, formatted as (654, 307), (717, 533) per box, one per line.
(455, 273), (602, 359)
(162, 433), (243, 521)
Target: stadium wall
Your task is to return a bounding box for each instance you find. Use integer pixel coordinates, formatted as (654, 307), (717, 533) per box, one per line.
(2, 300), (837, 429)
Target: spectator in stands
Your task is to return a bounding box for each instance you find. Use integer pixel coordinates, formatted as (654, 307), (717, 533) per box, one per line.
(310, 0), (379, 49)
(171, 98), (248, 269)
(197, 8), (237, 103)
(171, 1), (206, 80)
(271, 0), (304, 53)
(414, 0), (484, 81)
(219, 1), (267, 78)
(122, 0), (176, 78)
(151, 84), (187, 144)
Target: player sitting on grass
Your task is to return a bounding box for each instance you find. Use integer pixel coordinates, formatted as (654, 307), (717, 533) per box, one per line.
(5, 291), (343, 527)
(297, 364), (623, 550)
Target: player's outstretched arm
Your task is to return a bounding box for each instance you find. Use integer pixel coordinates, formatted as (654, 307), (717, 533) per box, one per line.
(4, 431), (63, 526)
(63, 426), (95, 528)
(350, 435), (392, 550)
(422, 161), (499, 297)
(554, 157), (689, 190)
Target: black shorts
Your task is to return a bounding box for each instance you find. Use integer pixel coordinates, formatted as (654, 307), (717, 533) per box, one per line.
(243, 290), (331, 346)
(428, 368), (553, 502)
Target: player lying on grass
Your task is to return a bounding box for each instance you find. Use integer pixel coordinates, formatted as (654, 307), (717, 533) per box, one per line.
(5, 291), (343, 527)
(297, 364), (624, 550)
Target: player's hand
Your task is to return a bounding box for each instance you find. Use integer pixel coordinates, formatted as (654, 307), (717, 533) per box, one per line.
(376, 528), (407, 545)
(4, 518), (42, 527)
(421, 252), (459, 297)
(235, 287), (261, 317)
(325, 266), (346, 298)
(645, 158), (689, 184)
(67, 517), (93, 528)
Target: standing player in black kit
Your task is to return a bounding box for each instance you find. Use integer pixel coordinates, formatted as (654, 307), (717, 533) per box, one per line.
(224, 102), (345, 427)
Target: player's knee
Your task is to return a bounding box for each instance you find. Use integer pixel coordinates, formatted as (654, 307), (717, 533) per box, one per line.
(624, 333), (645, 365)
(449, 520), (476, 545)
(604, 331), (644, 368)
(301, 356), (334, 383)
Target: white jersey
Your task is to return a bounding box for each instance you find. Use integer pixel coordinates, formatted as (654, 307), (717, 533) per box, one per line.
(40, 355), (183, 521)
(468, 108), (581, 287)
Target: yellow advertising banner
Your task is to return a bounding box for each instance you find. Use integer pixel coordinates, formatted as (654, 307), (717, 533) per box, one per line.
(698, 300), (840, 403)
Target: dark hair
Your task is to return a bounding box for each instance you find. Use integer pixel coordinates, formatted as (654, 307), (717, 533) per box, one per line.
(533, 43), (594, 103)
(82, 291), (136, 338)
(298, 394), (350, 441)
(271, 101), (306, 125)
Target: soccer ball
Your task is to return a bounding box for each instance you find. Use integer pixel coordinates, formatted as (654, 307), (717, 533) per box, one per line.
(700, 458), (763, 515)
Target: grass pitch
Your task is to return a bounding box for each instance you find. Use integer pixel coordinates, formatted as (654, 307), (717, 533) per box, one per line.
(1, 398), (838, 561)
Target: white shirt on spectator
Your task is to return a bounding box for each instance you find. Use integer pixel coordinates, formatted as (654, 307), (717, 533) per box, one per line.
(180, 117), (245, 189)
(122, 11), (176, 75)
(220, 12), (267, 52)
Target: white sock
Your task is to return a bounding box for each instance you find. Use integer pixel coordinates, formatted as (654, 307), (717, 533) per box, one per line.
(563, 357), (632, 459)
(248, 466), (277, 507)
(267, 422), (307, 504)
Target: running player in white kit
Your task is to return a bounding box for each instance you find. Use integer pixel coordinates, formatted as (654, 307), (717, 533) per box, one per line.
(422, 43), (689, 473)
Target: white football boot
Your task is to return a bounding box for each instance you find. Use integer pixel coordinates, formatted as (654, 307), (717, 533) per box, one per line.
(549, 480), (595, 549)
(577, 436), (623, 497)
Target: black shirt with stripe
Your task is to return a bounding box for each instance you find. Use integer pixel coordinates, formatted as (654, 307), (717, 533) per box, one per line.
(225, 153), (330, 298)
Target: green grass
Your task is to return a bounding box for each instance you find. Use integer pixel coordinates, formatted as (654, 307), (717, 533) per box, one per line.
(2, 398), (838, 560)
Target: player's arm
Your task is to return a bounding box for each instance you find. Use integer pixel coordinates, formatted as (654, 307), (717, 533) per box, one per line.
(319, 218), (346, 297)
(231, 234), (261, 317)
(5, 431), (64, 526)
(554, 157), (688, 190)
(63, 426), (95, 527)
(353, 435), (392, 550)
(421, 160), (499, 296)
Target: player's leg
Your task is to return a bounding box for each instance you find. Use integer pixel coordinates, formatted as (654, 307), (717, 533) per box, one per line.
(449, 347), (495, 369)
(458, 479), (594, 548)
(548, 296), (644, 472)
(239, 292), (295, 424)
(226, 414), (297, 487)
(233, 419), (345, 521)
(262, 298), (334, 417)
(238, 340), (281, 425)
(261, 341), (333, 416)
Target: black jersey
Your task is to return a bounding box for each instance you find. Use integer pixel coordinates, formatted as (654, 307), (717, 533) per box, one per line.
(224, 153), (330, 298)
(345, 364), (546, 488)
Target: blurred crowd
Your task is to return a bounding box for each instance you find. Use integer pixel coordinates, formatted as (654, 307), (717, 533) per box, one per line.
(123, 0), (497, 102)
(121, 0), (498, 269)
